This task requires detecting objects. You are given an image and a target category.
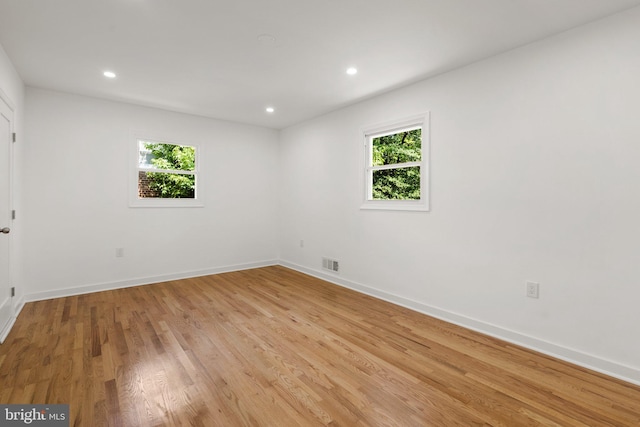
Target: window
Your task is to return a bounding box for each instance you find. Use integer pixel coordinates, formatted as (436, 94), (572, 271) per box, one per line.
(362, 113), (429, 211)
(130, 137), (202, 207)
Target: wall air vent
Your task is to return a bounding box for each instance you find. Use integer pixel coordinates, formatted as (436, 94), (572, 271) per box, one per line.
(322, 257), (339, 273)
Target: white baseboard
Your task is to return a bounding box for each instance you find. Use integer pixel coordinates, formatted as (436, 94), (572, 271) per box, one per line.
(25, 260), (279, 303)
(279, 260), (640, 387)
(0, 295), (25, 343)
(0, 316), (15, 343)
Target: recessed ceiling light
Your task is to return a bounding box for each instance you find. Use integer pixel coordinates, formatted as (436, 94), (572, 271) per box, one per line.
(103, 71), (116, 79)
(346, 67), (358, 75)
(266, 107), (275, 113)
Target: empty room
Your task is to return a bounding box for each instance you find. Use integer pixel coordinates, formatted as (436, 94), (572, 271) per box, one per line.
(1, 0), (640, 425)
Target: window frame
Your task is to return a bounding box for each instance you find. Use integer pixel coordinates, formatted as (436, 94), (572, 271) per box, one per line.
(130, 134), (203, 208)
(361, 113), (430, 212)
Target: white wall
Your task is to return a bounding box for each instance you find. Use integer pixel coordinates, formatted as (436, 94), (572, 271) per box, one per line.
(24, 88), (279, 298)
(0, 44), (23, 112)
(278, 7), (640, 383)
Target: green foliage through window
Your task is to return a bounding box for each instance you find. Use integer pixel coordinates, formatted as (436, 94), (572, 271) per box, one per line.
(371, 129), (421, 200)
(372, 167), (420, 200)
(138, 141), (196, 199)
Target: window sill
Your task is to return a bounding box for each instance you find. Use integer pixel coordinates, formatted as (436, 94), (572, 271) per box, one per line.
(129, 198), (204, 208)
(360, 200), (429, 212)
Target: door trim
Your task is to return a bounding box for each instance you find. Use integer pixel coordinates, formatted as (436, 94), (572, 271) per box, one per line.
(0, 89), (15, 343)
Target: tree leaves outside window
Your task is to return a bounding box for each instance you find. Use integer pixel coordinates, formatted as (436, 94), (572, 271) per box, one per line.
(371, 129), (421, 200)
(138, 141), (196, 199)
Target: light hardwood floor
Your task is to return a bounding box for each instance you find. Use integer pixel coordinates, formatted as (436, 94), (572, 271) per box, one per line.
(1, 266), (639, 426)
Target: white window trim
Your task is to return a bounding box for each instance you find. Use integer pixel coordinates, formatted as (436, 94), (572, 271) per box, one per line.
(129, 133), (203, 208)
(360, 112), (430, 212)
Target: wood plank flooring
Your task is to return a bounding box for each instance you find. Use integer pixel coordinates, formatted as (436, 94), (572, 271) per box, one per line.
(1, 266), (639, 426)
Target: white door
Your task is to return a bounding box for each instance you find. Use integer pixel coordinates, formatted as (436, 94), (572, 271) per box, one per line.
(0, 96), (13, 342)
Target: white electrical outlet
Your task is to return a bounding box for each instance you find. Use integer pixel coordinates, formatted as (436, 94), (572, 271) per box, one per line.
(300, 240), (304, 248)
(116, 248), (124, 258)
(526, 281), (539, 298)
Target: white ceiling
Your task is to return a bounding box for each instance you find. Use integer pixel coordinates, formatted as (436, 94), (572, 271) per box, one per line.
(1, 0), (639, 129)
